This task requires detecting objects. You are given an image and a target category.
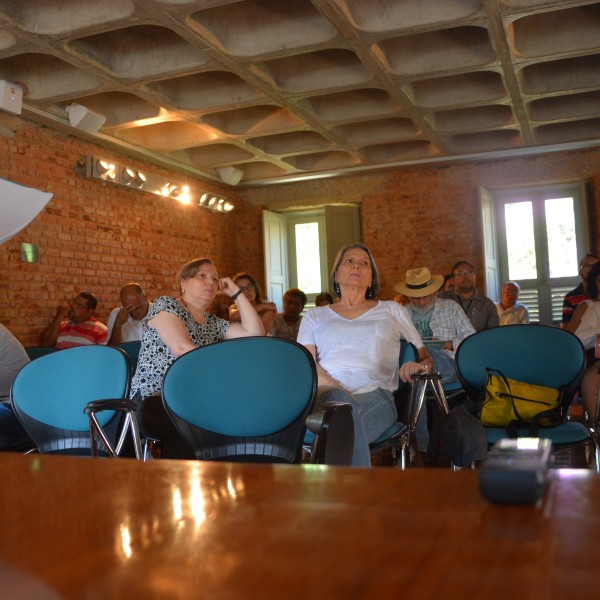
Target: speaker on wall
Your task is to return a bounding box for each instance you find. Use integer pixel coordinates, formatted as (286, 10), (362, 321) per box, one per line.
(217, 166), (244, 186)
(66, 103), (106, 133)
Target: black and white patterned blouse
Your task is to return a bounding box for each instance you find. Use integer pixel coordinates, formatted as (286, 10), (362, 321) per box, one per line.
(130, 296), (231, 400)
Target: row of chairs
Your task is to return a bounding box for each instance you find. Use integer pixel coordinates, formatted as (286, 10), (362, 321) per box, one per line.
(15, 325), (600, 469)
(13, 338), (354, 464)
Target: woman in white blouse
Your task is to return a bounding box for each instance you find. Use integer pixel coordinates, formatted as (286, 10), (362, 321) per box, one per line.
(574, 261), (600, 427)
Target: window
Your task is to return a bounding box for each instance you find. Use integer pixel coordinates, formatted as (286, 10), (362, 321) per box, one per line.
(263, 206), (361, 309)
(482, 183), (589, 325)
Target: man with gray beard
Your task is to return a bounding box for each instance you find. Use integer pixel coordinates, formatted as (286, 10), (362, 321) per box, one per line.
(394, 267), (475, 386)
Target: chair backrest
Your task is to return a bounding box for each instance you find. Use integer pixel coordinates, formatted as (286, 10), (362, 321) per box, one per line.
(455, 324), (585, 413)
(162, 336), (317, 463)
(399, 339), (418, 387)
(11, 345), (131, 454)
(115, 340), (141, 374)
(24, 346), (59, 361)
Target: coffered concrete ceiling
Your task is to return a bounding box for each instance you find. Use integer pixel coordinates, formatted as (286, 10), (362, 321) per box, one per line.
(2, 0), (600, 189)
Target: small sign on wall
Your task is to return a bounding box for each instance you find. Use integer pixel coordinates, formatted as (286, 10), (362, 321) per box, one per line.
(21, 242), (39, 263)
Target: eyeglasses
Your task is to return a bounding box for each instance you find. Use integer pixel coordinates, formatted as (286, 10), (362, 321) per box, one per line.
(454, 270), (475, 277)
(581, 265), (594, 270)
(238, 284), (254, 292)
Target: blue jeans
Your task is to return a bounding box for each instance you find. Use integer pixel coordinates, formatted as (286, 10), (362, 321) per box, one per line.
(316, 386), (397, 467)
(0, 400), (32, 450)
(427, 347), (459, 384)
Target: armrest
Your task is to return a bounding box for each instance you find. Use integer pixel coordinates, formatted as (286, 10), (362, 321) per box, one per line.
(84, 399), (137, 414)
(305, 403), (354, 466)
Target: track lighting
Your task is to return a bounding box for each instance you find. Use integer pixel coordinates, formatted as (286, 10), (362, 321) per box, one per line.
(79, 155), (234, 212)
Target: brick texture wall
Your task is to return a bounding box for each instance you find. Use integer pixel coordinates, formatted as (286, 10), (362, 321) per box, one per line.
(0, 114), (245, 346)
(245, 153), (600, 300)
(2, 112), (600, 345)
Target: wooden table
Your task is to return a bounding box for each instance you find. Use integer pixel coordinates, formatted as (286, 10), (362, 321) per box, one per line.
(0, 453), (598, 599)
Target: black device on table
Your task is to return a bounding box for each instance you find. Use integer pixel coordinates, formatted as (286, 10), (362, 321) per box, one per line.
(479, 438), (552, 505)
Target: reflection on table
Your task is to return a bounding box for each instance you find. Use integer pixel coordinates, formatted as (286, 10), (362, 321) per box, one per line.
(0, 453), (598, 599)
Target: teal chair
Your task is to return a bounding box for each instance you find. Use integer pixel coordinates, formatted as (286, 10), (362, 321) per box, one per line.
(11, 345), (140, 457)
(24, 346), (59, 361)
(455, 324), (594, 467)
(115, 340), (142, 374)
(162, 337), (317, 463)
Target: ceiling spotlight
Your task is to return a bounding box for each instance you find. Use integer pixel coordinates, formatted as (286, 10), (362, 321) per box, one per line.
(96, 159), (115, 178)
(208, 196), (217, 207)
(223, 202), (234, 212)
(161, 183), (173, 197)
(133, 171), (146, 188)
(199, 193), (209, 205)
(121, 167), (136, 185)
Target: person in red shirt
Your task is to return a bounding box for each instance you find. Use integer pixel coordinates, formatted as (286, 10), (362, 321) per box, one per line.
(41, 291), (108, 349)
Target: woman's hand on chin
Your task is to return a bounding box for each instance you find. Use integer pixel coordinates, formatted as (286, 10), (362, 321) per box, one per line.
(219, 277), (238, 297)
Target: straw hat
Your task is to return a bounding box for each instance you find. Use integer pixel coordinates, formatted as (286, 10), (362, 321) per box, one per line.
(394, 267), (444, 298)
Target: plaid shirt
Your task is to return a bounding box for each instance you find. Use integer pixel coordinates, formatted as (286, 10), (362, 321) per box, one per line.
(406, 297), (475, 358)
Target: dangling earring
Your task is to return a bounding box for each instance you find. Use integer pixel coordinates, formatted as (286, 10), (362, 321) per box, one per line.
(334, 282), (340, 297)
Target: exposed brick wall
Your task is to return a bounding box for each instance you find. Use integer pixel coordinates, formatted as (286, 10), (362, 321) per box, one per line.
(0, 114), (244, 346)
(245, 153), (600, 300)
(2, 111), (600, 345)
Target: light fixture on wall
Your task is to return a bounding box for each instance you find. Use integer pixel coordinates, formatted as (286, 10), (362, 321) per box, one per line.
(77, 155), (234, 212)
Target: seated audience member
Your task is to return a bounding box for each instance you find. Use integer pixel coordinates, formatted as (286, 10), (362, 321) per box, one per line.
(107, 283), (153, 344)
(297, 243), (432, 467)
(442, 274), (455, 292)
(495, 281), (529, 325)
(315, 292), (334, 306)
(439, 260), (499, 331)
(270, 288), (306, 342)
(208, 293), (233, 320)
(229, 273), (276, 335)
(395, 267), (475, 385)
(130, 258), (264, 458)
(40, 291), (108, 349)
(566, 263), (600, 335)
(573, 261), (600, 427)
(0, 323), (34, 450)
(562, 253), (599, 327)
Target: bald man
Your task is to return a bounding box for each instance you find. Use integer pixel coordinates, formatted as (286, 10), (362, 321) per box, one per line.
(107, 283), (153, 345)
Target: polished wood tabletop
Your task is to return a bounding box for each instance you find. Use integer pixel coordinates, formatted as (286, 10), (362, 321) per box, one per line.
(0, 452), (598, 599)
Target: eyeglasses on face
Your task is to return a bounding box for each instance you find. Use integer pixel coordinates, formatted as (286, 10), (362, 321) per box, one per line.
(580, 265), (594, 271)
(72, 301), (90, 309)
(238, 284), (254, 292)
(454, 270), (475, 277)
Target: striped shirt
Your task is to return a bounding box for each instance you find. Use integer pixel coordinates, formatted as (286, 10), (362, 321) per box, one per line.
(56, 318), (108, 349)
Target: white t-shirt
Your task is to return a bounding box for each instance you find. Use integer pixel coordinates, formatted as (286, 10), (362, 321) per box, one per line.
(297, 300), (424, 394)
(574, 300), (600, 349)
(107, 301), (153, 342)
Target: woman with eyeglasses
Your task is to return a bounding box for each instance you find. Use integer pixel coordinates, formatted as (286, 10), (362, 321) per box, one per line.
(297, 243), (432, 467)
(229, 273), (277, 335)
(130, 258), (264, 458)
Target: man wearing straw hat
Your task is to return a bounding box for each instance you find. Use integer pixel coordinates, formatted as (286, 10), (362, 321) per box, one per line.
(394, 267), (475, 385)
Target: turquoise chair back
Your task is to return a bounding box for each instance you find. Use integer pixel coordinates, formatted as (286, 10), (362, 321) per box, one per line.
(24, 346), (59, 361)
(456, 324), (585, 410)
(162, 337), (317, 462)
(455, 324), (589, 448)
(11, 346), (131, 454)
(116, 340), (141, 374)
